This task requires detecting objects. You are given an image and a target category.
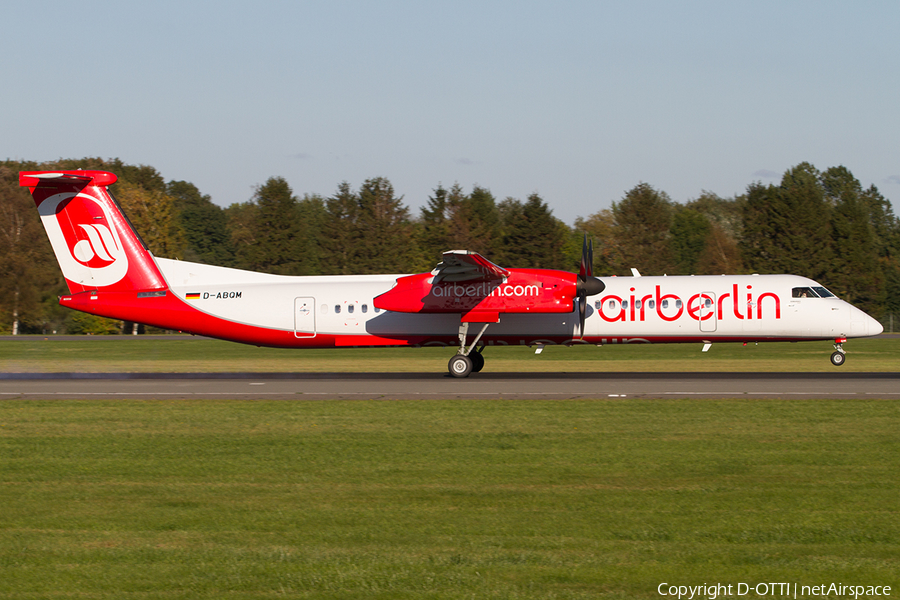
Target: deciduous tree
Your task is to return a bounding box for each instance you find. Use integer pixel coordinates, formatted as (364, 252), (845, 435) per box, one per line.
(114, 181), (186, 259)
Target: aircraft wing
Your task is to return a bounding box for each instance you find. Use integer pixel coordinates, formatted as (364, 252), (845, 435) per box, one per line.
(432, 250), (510, 283)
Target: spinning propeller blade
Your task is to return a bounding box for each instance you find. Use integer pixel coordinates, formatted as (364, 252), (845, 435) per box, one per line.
(576, 235), (604, 337)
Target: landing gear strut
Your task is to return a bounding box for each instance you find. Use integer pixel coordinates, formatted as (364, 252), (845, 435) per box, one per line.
(830, 338), (846, 366)
(448, 322), (489, 378)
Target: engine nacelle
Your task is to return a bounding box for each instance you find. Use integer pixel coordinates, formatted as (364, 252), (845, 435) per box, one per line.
(374, 268), (579, 318)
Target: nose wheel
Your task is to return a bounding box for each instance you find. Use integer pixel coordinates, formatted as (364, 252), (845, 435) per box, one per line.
(830, 338), (846, 366)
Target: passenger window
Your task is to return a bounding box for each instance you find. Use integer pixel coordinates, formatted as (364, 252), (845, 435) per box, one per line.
(675, 300), (682, 308)
(362, 304), (368, 313)
(704, 298), (712, 308)
(662, 299), (668, 309)
(635, 300), (642, 309)
(622, 300), (628, 309)
(594, 301), (602, 310)
(335, 305), (341, 314)
(648, 300), (655, 310)
(375, 307), (381, 313)
(608, 300), (616, 310)
(348, 304), (354, 314)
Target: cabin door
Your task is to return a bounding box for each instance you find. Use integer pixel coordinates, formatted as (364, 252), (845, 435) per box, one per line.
(294, 297), (316, 338)
(699, 292), (717, 332)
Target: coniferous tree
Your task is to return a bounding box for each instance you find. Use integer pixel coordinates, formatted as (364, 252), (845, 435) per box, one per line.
(741, 163), (833, 279)
(670, 207), (711, 275)
(321, 182), (361, 274)
(419, 184), (451, 263)
(240, 177), (304, 275)
(168, 180), (235, 267)
(438, 185), (502, 261)
(860, 185), (900, 321)
(820, 166), (880, 311)
(295, 193), (327, 275)
(355, 177), (418, 274)
(321, 178), (417, 274)
(455, 186), (502, 259)
(501, 193), (567, 269)
(611, 183), (677, 275)
(574, 208), (617, 275)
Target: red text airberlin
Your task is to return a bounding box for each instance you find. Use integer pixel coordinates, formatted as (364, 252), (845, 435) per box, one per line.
(595, 284), (781, 322)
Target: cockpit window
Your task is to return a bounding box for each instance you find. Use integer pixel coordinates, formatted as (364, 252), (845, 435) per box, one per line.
(792, 286), (837, 299)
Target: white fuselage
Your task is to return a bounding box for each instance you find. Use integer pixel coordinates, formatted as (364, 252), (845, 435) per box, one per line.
(157, 258), (881, 347)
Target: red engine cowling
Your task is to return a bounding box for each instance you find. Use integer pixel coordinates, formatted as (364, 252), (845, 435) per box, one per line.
(374, 268), (578, 321)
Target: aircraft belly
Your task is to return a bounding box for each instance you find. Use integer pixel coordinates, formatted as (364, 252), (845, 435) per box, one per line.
(363, 312), (578, 338)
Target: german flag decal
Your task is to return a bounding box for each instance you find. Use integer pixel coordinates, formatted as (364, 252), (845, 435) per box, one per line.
(185, 293), (201, 300)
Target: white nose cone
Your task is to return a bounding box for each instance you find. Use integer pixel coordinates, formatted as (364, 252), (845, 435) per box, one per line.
(851, 306), (883, 337)
(868, 313), (884, 336)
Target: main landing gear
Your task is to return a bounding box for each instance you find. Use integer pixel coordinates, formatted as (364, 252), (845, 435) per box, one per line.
(448, 322), (489, 378)
(830, 337), (847, 366)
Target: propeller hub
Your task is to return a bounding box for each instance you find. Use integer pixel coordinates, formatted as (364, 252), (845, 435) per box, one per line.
(577, 276), (605, 297)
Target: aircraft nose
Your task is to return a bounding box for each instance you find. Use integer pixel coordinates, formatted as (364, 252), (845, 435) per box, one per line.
(868, 313), (884, 336)
(851, 306), (883, 337)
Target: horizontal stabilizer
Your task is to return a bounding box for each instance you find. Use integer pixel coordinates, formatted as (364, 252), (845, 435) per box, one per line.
(19, 170), (118, 188)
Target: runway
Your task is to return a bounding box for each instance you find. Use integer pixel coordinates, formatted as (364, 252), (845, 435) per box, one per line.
(1, 372), (898, 400)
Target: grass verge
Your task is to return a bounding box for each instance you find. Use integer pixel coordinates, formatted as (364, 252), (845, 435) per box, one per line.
(1, 398), (898, 598)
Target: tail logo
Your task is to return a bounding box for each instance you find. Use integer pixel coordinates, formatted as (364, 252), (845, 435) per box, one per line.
(38, 191), (129, 287)
(73, 223), (119, 265)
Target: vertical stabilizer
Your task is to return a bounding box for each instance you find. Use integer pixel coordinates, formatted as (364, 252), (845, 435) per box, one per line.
(20, 170), (167, 294)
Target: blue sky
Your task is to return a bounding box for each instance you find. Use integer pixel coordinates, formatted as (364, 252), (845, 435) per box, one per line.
(3, 0), (898, 224)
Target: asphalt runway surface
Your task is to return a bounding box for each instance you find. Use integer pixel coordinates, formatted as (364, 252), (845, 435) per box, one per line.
(1, 372), (898, 400)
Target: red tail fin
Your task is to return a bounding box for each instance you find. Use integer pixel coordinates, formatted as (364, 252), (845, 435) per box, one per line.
(20, 170), (167, 294)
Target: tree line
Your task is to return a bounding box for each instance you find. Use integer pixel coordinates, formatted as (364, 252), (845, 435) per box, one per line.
(1, 158), (898, 334)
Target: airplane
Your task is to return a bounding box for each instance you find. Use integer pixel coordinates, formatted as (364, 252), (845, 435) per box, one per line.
(20, 169), (884, 377)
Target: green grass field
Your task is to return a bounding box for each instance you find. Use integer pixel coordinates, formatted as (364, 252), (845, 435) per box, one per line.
(1, 398), (898, 599)
(1, 337), (898, 598)
(0, 334), (898, 373)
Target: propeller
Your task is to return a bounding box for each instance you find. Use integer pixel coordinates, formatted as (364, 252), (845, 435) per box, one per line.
(576, 234), (605, 336)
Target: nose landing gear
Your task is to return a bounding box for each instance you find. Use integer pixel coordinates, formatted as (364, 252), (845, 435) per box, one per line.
(830, 337), (847, 366)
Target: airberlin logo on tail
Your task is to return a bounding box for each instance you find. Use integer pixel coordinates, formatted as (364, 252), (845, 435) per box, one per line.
(38, 191), (129, 287)
(73, 223), (119, 265)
